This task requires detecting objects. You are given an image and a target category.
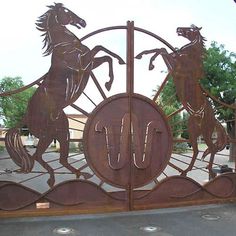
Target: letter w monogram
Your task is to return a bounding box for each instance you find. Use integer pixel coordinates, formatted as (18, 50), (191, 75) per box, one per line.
(95, 113), (162, 170)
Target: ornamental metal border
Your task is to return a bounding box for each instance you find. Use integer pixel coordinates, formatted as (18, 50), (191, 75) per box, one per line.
(0, 3), (236, 217)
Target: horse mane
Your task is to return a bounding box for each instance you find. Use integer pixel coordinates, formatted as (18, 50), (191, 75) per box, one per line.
(179, 25), (206, 61)
(190, 24), (206, 53)
(36, 3), (64, 56)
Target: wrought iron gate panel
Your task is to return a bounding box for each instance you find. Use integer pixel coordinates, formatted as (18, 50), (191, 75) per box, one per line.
(0, 3), (236, 217)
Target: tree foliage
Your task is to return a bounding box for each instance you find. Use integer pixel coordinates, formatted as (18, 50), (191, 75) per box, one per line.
(157, 76), (184, 136)
(201, 42), (236, 123)
(158, 76), (181, 109)
(201, 42), (236, 161)
(156, 78), (188, 153)
(0, 77), (36, 129)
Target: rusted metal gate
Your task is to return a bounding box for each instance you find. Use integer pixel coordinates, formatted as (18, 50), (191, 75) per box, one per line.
(0, 3), (236, 217)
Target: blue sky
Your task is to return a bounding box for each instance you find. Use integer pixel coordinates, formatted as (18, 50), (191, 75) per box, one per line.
(0, 0), (235, 88)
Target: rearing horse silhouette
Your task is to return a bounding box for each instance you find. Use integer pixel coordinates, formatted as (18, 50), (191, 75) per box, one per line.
(5, 3), (125, 187)
(136, 25), (227, 179)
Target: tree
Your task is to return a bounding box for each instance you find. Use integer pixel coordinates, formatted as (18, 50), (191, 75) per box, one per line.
(155, 76), (188, 152)
(156, 76), (183, 137)
(157, 76), (181, 109)
(0, 77), (36, 130)
(201, 42), (236, 161)
(181, 112), (189, 140)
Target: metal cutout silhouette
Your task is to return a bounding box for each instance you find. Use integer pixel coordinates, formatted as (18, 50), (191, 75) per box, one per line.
(136, 25), (227, 178)
(5, 3), (125, 187)
(1, 5), (235, 215)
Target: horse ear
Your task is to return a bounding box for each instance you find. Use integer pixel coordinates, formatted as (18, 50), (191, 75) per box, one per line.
(191, 24), (202, 31)
(54, 2), (63, 7)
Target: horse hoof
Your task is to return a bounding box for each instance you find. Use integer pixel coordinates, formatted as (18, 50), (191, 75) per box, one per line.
(105, 82), (112, 91)
(75, 171), (92, 180)
(149, 64), (155, 70)
(75, 170), (81, 178)
(180, 171), (187, 177)
(135, 54), (142, 59)
(47, 178), (55, 188)
(209, 172), (216, 180)
(81, 172), (93, 179)
(119, 59), (126, 65)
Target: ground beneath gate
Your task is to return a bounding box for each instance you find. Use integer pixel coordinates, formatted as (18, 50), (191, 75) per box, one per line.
(0, 204), (236, 236)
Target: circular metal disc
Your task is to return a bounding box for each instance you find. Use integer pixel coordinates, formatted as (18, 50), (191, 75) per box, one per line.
(84, 93), (172, 188)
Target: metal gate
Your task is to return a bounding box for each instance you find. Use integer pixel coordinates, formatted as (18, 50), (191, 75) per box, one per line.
(0, 3), (236, 217)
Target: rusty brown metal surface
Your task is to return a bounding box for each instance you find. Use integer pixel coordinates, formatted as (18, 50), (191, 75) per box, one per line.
(4, 3), (125, 188)
(84, 94), (172, 189)
(0, 3), (236, 217)
(136, 25), (228, 178)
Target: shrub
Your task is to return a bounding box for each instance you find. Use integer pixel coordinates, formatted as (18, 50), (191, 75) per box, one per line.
(173, 142), (188, 153)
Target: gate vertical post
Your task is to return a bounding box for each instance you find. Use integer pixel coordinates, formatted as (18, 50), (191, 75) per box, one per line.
(126, 21), (134, 94)
(126, 21), (134, 210)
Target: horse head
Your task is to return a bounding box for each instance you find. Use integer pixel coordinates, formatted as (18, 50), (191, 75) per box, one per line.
(36, 3), (86, 55)
(51, 3), (86, 29)
(176, 25), (202, 42)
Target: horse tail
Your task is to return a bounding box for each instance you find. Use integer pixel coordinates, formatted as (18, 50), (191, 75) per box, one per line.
(201, 121), (227, 160)
(5, 127), (34, 173)
(214, 122), (228, 151)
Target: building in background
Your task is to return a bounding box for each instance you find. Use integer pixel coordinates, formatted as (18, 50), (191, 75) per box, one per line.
(67, 114), (87, 140)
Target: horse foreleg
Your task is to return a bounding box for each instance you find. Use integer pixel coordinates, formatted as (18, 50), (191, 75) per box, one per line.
(136, 48), (174, 72)
(135, 49), (161, 59)
(149, 51), (160, 70)
(91, 46), (125, 65)
(93, 56), (114, 91)
(150, 51), (174, 71)
(161, 53), (175, 72)
(33, 137), (55, 188)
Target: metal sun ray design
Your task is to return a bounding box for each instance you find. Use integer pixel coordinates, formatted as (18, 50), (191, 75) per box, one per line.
(0, 3), (235, 215)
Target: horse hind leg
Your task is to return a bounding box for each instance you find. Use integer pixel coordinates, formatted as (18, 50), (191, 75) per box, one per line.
(181, 117), (200, 176)
(204, 139), (217, 180)
(181, 138), (199, 176)
(33, 137), (55, 188)
(57, 130), (92, 180)
(208, 151), (217, 180)
(205, 122), (227, 179)
(201, 148), (210, 161)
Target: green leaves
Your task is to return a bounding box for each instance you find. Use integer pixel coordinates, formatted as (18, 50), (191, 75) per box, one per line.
(0, 77), (36, 128)
(201, 42), (236, 123)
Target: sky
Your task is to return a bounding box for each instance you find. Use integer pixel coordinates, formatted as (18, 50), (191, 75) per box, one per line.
(0, 0), (236, 108)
